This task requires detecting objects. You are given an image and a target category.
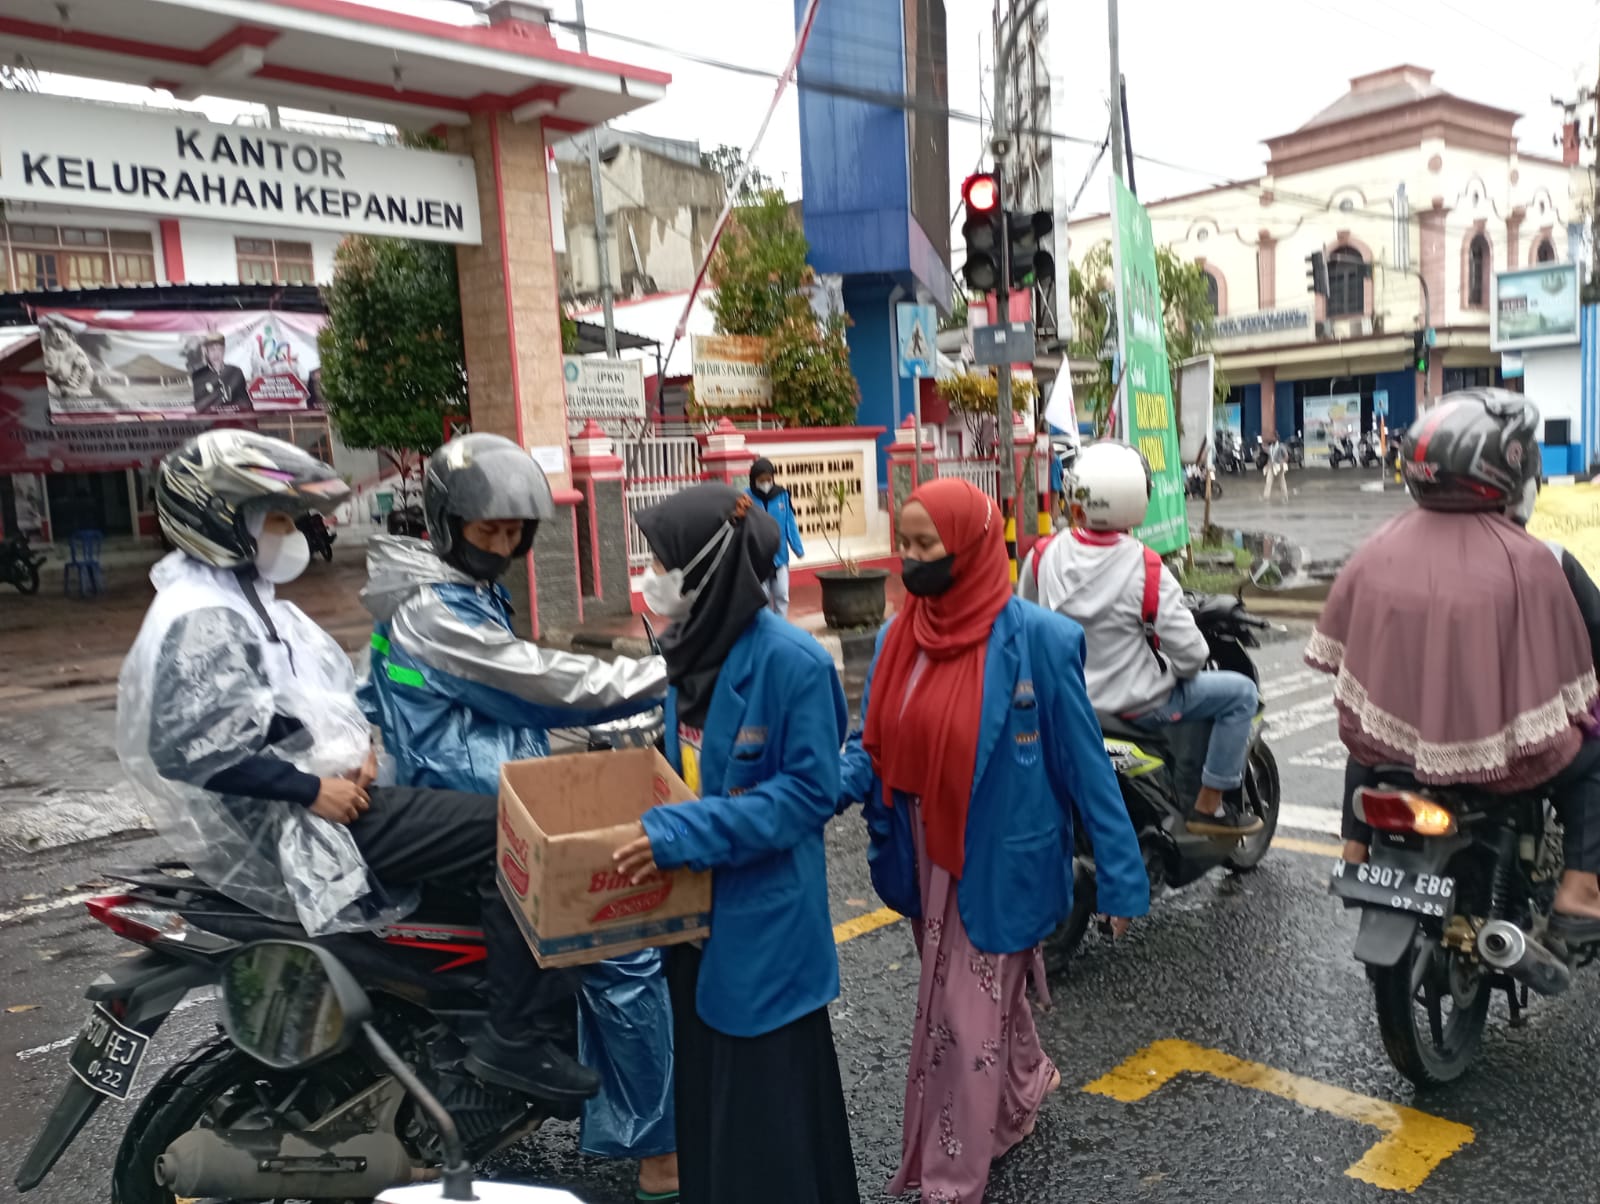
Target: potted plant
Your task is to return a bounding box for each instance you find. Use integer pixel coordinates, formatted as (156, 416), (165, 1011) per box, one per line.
(814, 481), (888, 629)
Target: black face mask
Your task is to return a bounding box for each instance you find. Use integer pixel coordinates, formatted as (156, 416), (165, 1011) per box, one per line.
(901, 553), (956, 597)
(455, 541), (513, 583)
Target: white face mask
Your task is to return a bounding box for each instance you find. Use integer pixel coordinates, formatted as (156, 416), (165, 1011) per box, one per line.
(252, 520), (312, 584)
(641, 523), (736, 621)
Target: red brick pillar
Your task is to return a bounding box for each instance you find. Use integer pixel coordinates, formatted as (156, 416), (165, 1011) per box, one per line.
(1419, 203), (1450, 409)
(1259, 367), (1278, 442)
(568, 420), (631, 617)
(699, 419), (758, 487)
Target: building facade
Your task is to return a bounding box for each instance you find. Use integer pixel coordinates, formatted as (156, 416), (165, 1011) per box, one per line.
(1068, 66), (1593, 458)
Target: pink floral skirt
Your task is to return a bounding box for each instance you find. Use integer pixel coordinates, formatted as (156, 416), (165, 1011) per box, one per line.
(888, 801), (1055, 1203)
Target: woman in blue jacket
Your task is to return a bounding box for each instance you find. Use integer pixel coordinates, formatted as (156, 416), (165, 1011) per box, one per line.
(747, 457), (804, 616)
(613, 483), (859, 1204)
(842, 478), (1149, 1204)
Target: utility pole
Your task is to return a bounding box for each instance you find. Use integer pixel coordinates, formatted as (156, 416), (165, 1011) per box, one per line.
(991, 1), (1025, 563)
(1107, 0), (1124, 181)
(574, 0), (617, 356)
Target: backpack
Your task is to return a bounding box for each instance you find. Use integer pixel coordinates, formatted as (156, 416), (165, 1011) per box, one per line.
(1031, 533), (1168, 670)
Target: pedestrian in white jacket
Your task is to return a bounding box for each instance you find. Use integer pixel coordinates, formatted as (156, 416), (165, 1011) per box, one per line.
(1021, 441), (1263, 836)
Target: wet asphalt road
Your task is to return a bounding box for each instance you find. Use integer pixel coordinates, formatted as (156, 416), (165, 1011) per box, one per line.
(3, 629), (1600, 1203)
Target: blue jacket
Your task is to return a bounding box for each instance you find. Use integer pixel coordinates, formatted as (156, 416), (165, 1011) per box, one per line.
(359, 537), (666, 794)
(641, 609), (846, 1038)
(842, 597), (1149, 953)
(748, 487), (805, 567)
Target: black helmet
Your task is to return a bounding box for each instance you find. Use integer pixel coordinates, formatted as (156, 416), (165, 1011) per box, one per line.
(1400, 389), (1540, 512)
(156, 430), (348, 568)
(423, 433), (555, 571)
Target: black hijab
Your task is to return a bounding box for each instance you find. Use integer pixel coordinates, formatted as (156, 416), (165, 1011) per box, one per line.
(636, 483), (780, 727)
(749, 457), (777, 493)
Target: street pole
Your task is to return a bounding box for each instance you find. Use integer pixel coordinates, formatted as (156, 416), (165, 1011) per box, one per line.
(1107, 0), (1124, 181)
(992, 1), (1022, 576)
(574, 0), (617, 357)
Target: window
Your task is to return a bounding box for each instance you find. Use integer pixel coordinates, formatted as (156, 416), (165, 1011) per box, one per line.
(1326, 247), (1365, 317)
(3, 223), (155, 290)
(1203, 270), (1220, 315)
(236, 238), (315, 285)
(1536, 239), (1557, 263)
(1467, 234), (1490, 307)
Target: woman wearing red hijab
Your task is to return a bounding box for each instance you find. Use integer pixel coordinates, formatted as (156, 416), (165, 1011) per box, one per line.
(843, 478), (1149, 1202)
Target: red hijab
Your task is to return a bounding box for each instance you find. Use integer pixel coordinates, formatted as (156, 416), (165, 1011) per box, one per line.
(863, 478), (1013, 877)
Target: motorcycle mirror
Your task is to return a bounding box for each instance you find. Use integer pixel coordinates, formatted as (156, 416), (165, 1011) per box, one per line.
(220, 940), (370, 1071)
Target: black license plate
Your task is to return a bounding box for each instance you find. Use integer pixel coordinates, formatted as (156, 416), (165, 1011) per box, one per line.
(67, 1005), (148, 1101)
(1328, 859), (1455, 919)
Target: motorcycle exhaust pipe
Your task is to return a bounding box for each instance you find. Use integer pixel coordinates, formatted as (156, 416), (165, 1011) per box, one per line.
(1476, 919), (1572, 998)
(155, 1128), (420, 1199)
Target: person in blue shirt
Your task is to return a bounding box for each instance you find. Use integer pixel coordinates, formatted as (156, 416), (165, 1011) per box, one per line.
(842, 477), (1149, 1204)
(746, 457), (804, 616)
(611, 483), (859, 1204)
(360, 434), (680, 1202)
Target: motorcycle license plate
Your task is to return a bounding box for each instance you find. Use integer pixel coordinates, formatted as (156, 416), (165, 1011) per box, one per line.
(67, 1005), (148, 1101)
(1328, 859), (1455, 919)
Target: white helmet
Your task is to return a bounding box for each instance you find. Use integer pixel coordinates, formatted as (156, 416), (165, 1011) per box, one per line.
(1068, 440), (1152, 531)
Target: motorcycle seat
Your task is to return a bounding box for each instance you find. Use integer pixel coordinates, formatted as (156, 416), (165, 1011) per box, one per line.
(1098, 715), (1175, 761)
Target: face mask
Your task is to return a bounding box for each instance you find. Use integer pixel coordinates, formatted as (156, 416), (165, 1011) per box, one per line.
(254, 526), (311, 584)
(642, 523), (736, 621)
(755, 481), (774, 496)
(457, 541), (513, 582)
(901, 553), (956, 597)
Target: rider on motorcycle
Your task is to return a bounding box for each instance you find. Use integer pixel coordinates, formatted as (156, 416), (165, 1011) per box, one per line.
(119, 430), (601, 1110)
(1021, 440), (1264, 836)
(359, 433), (678, 1198)
(1310, 392), (1600, 942)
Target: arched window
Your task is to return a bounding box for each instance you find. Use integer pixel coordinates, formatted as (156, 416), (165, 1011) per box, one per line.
(1203, 269), (1220, 315)
(1327, 247), (1365, 317)
(1467, 234), (1490, 307)
(1536, 238), (1557, 263)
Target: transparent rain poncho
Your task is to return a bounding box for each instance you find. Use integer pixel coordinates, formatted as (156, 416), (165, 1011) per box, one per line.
(118, 553), (408, 935)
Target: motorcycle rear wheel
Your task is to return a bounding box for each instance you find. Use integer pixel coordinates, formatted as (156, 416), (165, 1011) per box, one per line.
(11, 562), (40, 594)
(1370, 934), (1491, 1087)
(111, 1037), (387, 1204)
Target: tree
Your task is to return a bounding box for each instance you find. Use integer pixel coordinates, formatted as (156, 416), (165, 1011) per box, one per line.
(765, 311), (860, 427)
(700, 143), (775, 203)
(318, 236), (467, 478)
(935, 370), (1036, 455)
(1068, 240), (1228, 436)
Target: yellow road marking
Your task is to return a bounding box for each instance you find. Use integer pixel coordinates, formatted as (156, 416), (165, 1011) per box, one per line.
(1274, 835), (1345, 857)
(1083, 1039), (1473, 1192)
(833, 906), (902, 944)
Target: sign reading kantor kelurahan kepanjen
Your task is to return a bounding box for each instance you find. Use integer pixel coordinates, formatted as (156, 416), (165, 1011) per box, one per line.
(0, 92), (482, 244)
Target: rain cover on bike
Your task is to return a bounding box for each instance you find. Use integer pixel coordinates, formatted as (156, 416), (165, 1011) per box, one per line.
(118, 552), (407, 934)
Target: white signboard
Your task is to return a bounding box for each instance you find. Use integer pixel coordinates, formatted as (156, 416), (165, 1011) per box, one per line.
(562, 355), (645, 420)
(1177, 354), (1215, 466)
(691, 334), (772, 410)
(0, 91), (482, 244)
(1492, 264), (1580, 351)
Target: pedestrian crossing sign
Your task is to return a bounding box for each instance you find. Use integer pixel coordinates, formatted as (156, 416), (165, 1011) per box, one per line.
(897, 303), (938, 378)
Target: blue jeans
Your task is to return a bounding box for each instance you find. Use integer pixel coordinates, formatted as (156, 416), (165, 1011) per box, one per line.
(1131, 670), (1258, 791)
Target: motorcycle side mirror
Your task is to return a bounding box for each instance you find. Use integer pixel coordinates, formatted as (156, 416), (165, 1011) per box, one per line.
(221, 941), (477, 1201)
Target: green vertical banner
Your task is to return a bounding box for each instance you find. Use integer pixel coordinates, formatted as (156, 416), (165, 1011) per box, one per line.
(1109, 177), (1187, 554)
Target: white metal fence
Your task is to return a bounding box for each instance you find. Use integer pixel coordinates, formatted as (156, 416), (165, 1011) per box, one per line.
(619, 434), (708, 569)
(937, 455), (999, 497)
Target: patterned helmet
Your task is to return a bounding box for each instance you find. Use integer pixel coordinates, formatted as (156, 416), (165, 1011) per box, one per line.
(1401, 390), (1540, 512)
(1068, 440), (1153, 531)
(156, 430), (349, 567)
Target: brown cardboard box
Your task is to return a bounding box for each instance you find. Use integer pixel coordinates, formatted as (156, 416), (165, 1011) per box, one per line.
(497, 747), (712, 968)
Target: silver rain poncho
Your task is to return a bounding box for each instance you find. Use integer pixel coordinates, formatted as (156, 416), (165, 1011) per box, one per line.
(118, 552), (404, 935)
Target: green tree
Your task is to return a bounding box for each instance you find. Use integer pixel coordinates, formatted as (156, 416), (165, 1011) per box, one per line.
(1068, 241), (1228, 435)
(700, 143), (776, 203)
(765, 311), (860, 427)
(318, 236), (467, 463)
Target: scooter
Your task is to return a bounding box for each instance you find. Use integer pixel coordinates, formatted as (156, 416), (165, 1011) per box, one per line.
(1185, 463), (1223, 500)
(1215, 431), (1244, 476)
(1043, 592), (1281, 970)
(1328, 433), (1359, 469)
(297, 511), (337, 562)
(1358, 430), (1382, 468)
(0, 530), (46, 594)
(1287, 432), (1306, 469)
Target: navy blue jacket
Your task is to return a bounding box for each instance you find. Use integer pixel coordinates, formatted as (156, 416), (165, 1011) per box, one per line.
(641, 609), (846, 1038)
(842, 597), (1149, 952)
(748, 486), (805, 567)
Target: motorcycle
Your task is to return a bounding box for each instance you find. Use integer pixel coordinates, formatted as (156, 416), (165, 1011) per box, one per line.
(1358, 431), (1382, 469)
(1328, 433), (1359, 469)
(1287, 432), (1306, 469)
(1043, 592), (1282, 970)
(1184, 463), (1223, 500)
(1214, 431), (1244, 477)
(15, 709), (665, 1201)
(1251, 436), (1268, 471)
(1386, 440), (1404, 473)
(1332, 778), (1598, 1086)
(297, 512), (337, 562)
(0, 530), (46, 594)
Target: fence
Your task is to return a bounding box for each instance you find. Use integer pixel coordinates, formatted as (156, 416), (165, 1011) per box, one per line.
(619, 433), (707, 570)
(936, 455), (999, 497)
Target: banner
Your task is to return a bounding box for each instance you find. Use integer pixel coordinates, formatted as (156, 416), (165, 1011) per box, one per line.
(1528, 482), (1600, 582)
(1109, 176), (1186, 553)
(1492, 264), (1580, 351)
(1303, 393), (1359, 467)
(691, 334), (772, 410)
(38, 309), (325, 420)
(0, 382), (253, 474)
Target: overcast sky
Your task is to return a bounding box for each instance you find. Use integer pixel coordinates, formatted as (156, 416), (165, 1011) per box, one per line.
(37, 0), (1600, 218)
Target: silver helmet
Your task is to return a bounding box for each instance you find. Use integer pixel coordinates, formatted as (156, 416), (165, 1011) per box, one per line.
(423, 433), (555, 568)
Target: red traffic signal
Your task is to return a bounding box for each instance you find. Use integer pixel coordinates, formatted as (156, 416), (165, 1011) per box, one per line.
(962, 173), (1000, 214)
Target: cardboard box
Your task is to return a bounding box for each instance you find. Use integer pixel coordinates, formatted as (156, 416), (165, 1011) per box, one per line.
(497, 747), (712, 968)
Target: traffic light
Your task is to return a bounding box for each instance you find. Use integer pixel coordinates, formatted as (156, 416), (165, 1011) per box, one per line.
(960, 173), (1004, 292)
(1305, 251), (1329, 297)
(1412, 330), (1430, 375)
(1009, 210), (1055, 289)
